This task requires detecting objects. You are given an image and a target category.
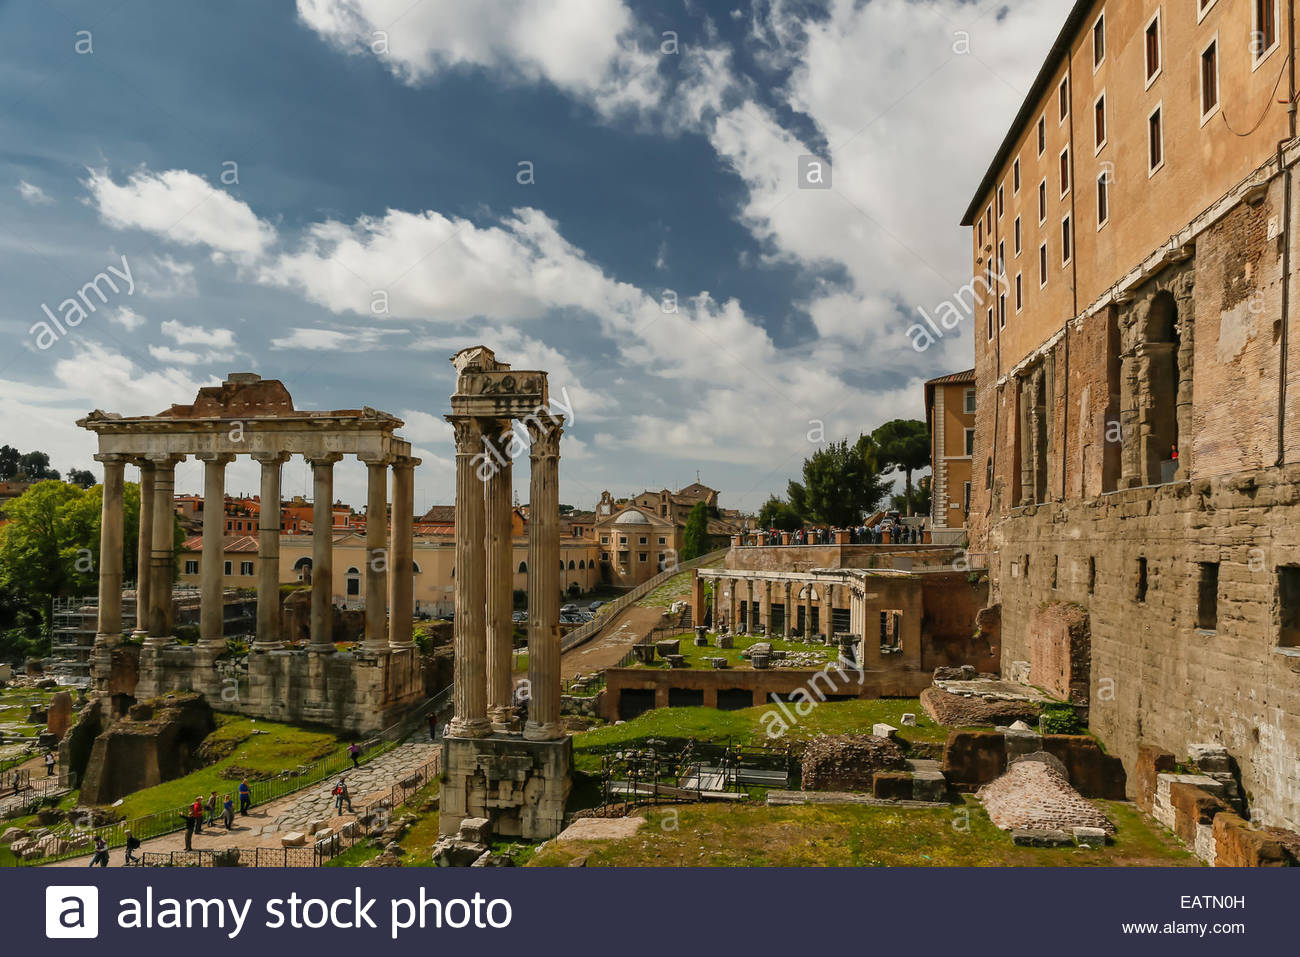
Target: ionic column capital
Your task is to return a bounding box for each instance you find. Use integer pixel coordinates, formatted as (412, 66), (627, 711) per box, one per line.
(305, 452), (345, 467)
(93, 452), (132, 465)
(195, 452), (236, 465)
(144, 452), (186, 469)
(250, 451), (291, 466)
(391, 455), (421, 471)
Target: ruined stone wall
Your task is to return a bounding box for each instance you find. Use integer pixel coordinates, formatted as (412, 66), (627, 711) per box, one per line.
(726, 544), (963, 573)
(991, 469), (1300, 831)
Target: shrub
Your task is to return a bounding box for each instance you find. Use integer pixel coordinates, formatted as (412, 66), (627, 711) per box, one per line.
(1039, 702), (1083, 735)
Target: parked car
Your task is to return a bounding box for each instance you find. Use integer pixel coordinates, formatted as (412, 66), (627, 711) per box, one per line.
(588, 600), (605, 611)
(511, 611), (527, 623)
(560, 603), (580, 614)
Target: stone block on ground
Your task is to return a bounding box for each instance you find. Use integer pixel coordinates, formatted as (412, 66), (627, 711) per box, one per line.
(900, 713), (917, 727)
(458, 817), (491, 844)
(1073, 826), (1110, 847)
(715, 634), (734, 649)
(280, 831), (307, 847)
(872, 723), (898, 740)
(1153, 773), (1223, 830)
(872, 771), (913, 800)
(1012, 828), (1073, 847)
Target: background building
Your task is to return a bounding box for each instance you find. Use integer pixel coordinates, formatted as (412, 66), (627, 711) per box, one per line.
(925, 369), (976, 542)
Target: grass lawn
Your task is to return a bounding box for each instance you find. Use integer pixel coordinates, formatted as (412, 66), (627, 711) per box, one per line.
(628, 631), (834, 671)
(571, 698), (948, 773)
(529, 797), (1198, 867)
(110, 714), (344, 819)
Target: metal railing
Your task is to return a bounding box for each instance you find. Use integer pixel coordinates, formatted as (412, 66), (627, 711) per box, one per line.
(560, 549), (727, 655)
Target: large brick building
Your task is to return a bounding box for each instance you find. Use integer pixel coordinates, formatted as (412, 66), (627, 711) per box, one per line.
(925, 369), (976, 540)
(963, 0), (1300, 830)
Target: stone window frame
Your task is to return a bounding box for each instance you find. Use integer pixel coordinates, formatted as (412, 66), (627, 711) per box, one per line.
(1093, 90), (1108, 155)
(1013, 214), (1022, 257)
(997, 183), (1004, 218)
(638, 552), (648, 563)
(223, 560), (233, 576)
(1198, 0), (1218, 24)
(1058, 74), (1069, 124)
(1253, 0), (1281, 72)
(1038, 178), (1048, 225)
(1061, 212), (1073, 267)
(1015, 271), (1024, 313)
(240, 561), (254, 576)
(964, 388), (976, 414)
(1059, 144), (1071, 199)
(1143, 8), (1162, 89)
(964, 427), (976, 456)
(1092, 9), (1106, 72)
(1200, 35), (1220, 127)
(986, 306), (995, 341)
(1013, 156), (1021, 193)
(1097, 169), (1111, 230)
(1147, 101), (1165, 177)
(1036, 112), (1046, 157)
(184, 560), (199, 575)
(1039, 241), (1049, 289)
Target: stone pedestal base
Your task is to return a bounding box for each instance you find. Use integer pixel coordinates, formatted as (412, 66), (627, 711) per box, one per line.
(439, 734), (571, 841)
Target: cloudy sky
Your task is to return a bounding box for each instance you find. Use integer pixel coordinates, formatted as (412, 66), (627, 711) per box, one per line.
(0, 0), (1071, 513)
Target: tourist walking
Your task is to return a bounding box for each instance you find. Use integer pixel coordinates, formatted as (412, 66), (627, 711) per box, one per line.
(348, 741), (361, 768)
(206, 790), (218, 826)
(222, 793), (235, 830)
(123, 830), (141, 865)
(89, 835), (109, 867)
(428, 713), (438, 742)
(333, 778), (353, 814)
(181, 803), (199, 851)
(44, 751), (55, 776)
(238, 778), (251, 815)
(190, 795), (204, 834)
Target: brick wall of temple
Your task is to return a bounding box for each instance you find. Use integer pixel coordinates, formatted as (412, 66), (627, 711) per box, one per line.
(990, 469), (1300, 832)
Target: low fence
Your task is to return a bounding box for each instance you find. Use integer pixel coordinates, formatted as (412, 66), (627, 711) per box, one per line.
(560, 549), (727, 656)
(12, 689), (450, 866)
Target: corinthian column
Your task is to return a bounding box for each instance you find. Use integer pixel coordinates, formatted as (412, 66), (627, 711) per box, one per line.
(822, 582), (835, 641)
(360, 454), (392, 654)
(389, 456), (419, 649)
(524, 412), (564, 742)
(307, 453), (343, 652)
(484, 424), (515, 731)
(145, 453), (184, 646)
(447, 417), (489, 737)
(132, 459), (155, 637)
(196, 453), (233, 648)
(93, 454), (128, 645)
(251, 451), (289, 651)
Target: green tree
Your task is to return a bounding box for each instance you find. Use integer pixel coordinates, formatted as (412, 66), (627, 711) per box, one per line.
(890, 474), (932, 517)
(757, 495), (802, 531)
(66, 468), (96, 488)
(0, 445), (19, 480)
(786, 437), (888, 527)
(17, 449), (60, 480)
(871, 419), (930, 516)
(681, 501), (710, 561)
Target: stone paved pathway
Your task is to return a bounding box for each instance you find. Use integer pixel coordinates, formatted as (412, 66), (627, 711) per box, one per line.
(45, 738), (439, 867)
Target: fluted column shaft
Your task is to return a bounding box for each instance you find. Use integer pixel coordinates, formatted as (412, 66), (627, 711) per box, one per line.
(251, 452), (289, 651)
(146, 455), (182, 645)
(389, 456), (419, 648)
(362, 457), (391, 653)
(133, 461), (155, 636)
(308, 454), (343, 651)
(197, 454), (233, 647)
(803, 584), (815, 640)
(448, 418), (489, 737)
(94, 455), (127, 643)
(524, 413), (564, 742)
(729, 578), (739, 632)
(484, 426), (514, 731)
(745, 579), (755, 632)
(783, 580), (793, 635)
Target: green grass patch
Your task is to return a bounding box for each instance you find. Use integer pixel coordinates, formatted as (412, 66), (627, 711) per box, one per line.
(528, 796), (1197, 867)
(627, 631), (834, 671)
(111, 715), (343, 819)
(571, 698), (948, 773)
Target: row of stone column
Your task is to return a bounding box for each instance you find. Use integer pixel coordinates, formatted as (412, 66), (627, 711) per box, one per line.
(93, 451), (418, 655)
(712, 577), (838, 640)
(448, 414), (564, 742)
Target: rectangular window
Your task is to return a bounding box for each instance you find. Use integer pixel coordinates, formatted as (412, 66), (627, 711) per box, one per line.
(1144, 11), (1161, 85)
(1015, 272), (1023, 312)
(985, 205), (992, 234)
(241, 561), (254, 576)
(997, 184), (1004, 217)
(1097, 171), (1110, 228)
(639, 536), (647, 545)
(1093, 11), (1106, 69)
(1279, 565), (1300, 646)
(1037, 114), (1046, 155)
(1199, 0), (1218, 22)
(1039, 242), (1048, 287)
(1201, 39), (1219, 120)
(1255, 1), (1279, 65)
(1061, 214), (1072, 265)
(1198, 562), (1220, 630)
(184, 560), (199, 575)
(223, 561), (232, 576)
(638, 552), (648, 563)
(1148, 104), (1164, 174)
(1136, 557), (1149, 603)
(1088, 556), (1096, 595)
(1094, 93), (1107, 151)
(986, 306), (994, 340)
(600, 535), (608, 544)
(1058, 75), (1069, 122)
(998, 239), (1005, 275)
(619, 536), (627, 545)
(998, 292), (1007, 328)
(1038, 179), (1047, 224)
(658, 537), (666, 545)
(1013, 157), (1021, 193)
(1059, 145), (1070, 197)
(964, 428), (975, 456)
(964, 388), (976, 414)
(978, 220), (984, 247)
(1013, 216), (1022, 256)
(963, 481), (972, 515)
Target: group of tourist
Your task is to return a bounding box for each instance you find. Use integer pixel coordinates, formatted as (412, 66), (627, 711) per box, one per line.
(755, 518), (927, 546)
